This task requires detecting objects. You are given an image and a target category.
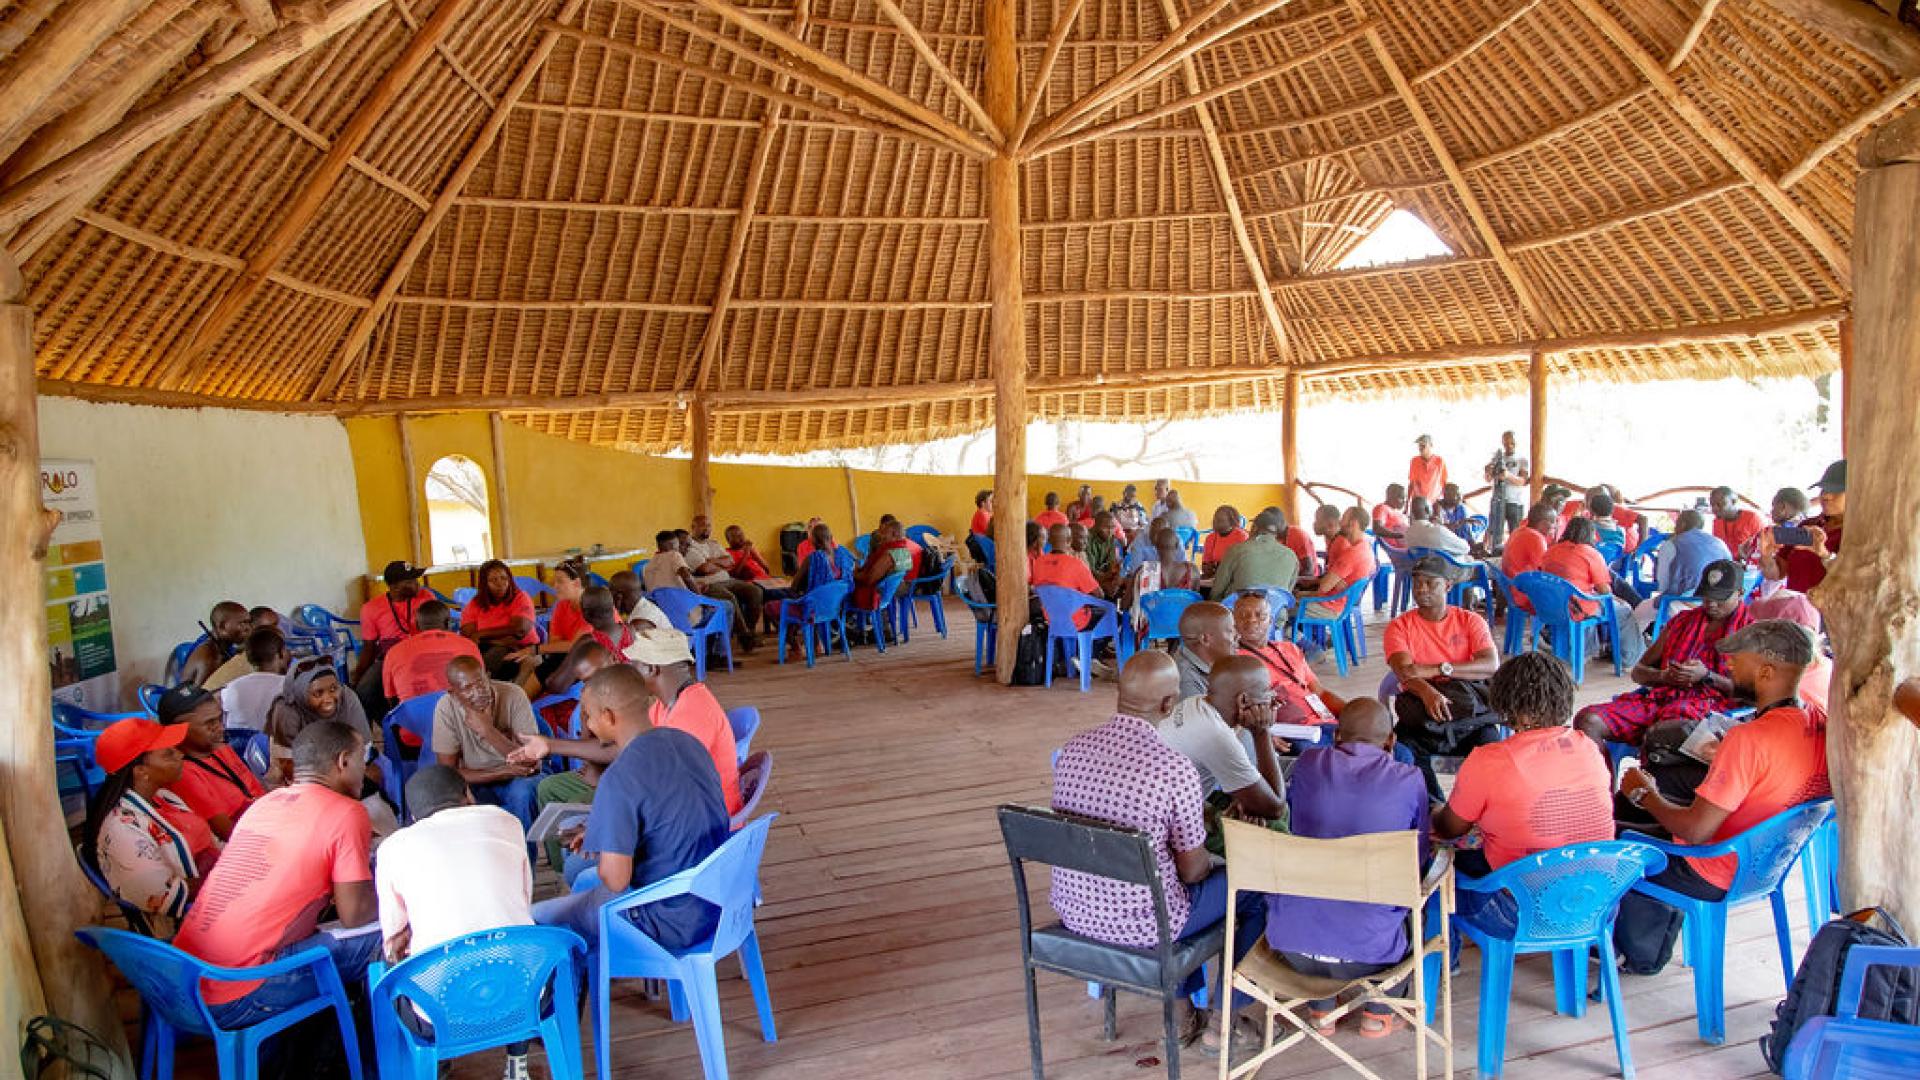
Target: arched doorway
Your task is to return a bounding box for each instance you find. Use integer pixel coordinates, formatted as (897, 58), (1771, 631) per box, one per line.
(424, 454), (493, 565)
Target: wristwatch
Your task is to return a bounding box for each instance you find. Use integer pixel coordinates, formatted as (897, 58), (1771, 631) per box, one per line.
(1626, 784), (1652, 808)
(1438, 662), (1454, 678)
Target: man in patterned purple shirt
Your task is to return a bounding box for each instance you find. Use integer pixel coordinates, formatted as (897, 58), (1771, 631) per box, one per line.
(1050, 651), (1261, 1038)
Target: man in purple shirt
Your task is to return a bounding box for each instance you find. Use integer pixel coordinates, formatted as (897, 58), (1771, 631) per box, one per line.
(1049, 650), (1261, 1039)
(1263, 699), (1431, 1039)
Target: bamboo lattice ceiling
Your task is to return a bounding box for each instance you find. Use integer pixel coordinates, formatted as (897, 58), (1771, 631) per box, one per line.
(5, 0), (1915, 451)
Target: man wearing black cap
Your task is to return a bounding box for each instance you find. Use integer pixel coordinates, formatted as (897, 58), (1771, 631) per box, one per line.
(1759, 460), (1844, 593)
(1613, 619), (1831, 976)
(351, 560), (429, 719)
(1383, 556), (1503, 798)
(1575, 560), (1752, 747)
(160, 684), (263, 841)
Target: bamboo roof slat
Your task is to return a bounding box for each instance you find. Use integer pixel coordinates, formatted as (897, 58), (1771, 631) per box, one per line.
(9, 0), (1912, 452)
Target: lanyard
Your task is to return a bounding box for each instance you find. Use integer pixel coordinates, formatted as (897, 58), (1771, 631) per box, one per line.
(185, 750), (252, 797)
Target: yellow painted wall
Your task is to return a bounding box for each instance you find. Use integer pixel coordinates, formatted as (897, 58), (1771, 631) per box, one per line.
(346, 417), (1292, 600)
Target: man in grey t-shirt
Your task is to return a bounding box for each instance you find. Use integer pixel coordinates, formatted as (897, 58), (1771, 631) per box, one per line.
(1483, 429), (1531, 550)
(433, 656), (541, 828)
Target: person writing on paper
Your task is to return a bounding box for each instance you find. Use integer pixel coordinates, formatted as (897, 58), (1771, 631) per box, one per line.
(531, 665), (731, 950)
(376, 765), (536, 1080)
(1264, 699), (1431, 1038)
(1612, 620), (1831, 975)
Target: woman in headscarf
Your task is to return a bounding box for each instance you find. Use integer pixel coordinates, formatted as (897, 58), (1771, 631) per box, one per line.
(266, 655), (399, 836)
(82, 718), (220, 937)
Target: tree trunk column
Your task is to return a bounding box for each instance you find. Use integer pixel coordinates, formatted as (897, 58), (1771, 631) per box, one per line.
(690, 397), (714, 523)
(1281, 370), (1301, 524)
(1528, 348), (1548, 503)
(0, 253), (125, 1052)
(1817, 121), (1920, 931)
(984, 0), (1029, 684)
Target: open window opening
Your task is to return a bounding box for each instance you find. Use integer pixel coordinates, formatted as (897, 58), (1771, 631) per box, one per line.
(1333, 208), (1454, 270)
(425, 454), (493, 565)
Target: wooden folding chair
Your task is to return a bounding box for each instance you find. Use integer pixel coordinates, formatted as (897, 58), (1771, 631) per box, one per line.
(1218, 822), (1455, 1080)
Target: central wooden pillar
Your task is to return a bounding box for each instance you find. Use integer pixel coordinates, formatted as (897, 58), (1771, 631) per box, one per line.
(1817, 114), (1920, 931)
(1528, 348), (1548, 503)
(690, 397), (714, 523)
(985, 0), (1028, 683)
(1281, 370), (1301, 523)
(0, 253), (124, 1053)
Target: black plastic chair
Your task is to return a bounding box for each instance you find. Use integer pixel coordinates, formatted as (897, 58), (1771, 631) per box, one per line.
(996, 804), (1224, 1080)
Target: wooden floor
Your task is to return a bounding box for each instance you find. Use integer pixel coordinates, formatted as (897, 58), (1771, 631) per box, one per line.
(437, 598), (1809, 1080)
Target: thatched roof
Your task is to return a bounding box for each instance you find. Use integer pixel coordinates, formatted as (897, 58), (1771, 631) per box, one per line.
(8, 0), (1916, 451)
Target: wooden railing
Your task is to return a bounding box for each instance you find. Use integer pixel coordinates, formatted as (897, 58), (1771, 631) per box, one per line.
(1296, 476), (1766, 517)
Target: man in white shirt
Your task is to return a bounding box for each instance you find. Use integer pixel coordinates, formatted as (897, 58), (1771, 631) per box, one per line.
(217, 628), (290, 732)
(1401, 496), (1472, 557)
(683, 515), (764, 652)
(376, 764), (535, 1080)
(1155, 654), (1286, 824)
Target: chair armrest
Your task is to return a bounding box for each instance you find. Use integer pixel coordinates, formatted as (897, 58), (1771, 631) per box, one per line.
(1618, 828), (1739, 859)
(1570, 584), (1611, 605)
(601, 865), (703, 915)
(203, 943), (347, 982)
(1421, 847), (1454, 899)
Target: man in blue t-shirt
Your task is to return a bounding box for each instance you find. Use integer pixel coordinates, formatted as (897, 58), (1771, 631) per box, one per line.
(531, 665), (731, 949)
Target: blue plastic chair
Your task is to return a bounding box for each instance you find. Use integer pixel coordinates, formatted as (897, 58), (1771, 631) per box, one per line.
(513, 576), (555, 604)
(293, 604), (361, 652)
(730, 750), (772, 830)
(1484, 565), (1530, 656)
(78, 846), (156, 935)
(846, 572), (906, 654)
(1034, 586), (1129, 693)
(650, 587), (735, 679)
(776, 580), (851, 667)
(1511, 571), (1622, 684)
(1624, 530), (1667, 595)
(961, 592), (997, 676)
(241, 731), (271, 779)
(852, 534), (872, 559)
(1225, 586), (1293, 642)
(1783, 944), (1920, 1078)
(1625, 798), (1836, 1044)
(164, 637), (207, 686)
(1650, 593), (1702, 639)
(593, 814), (779, 1080)
(367, 926), (586, 1080)
(1133, 588), (1202, 648)
(1454, 841), (1668, 1079)
(77, 926), (364, 1080)
(1465, 514), (1488, 540)
(137, 682), (168, 717)
(726, 706), (760, 763)
(383, 692), (444, 816)
(451, 587), (477, 607)
(904, 524), (940, 549)
(898, 560), (951, 641)
(1172, 525), (1200, 559)
(1291, 578), (1372, 676)
(973, 533), (996, 569)
(1596, 539), (1625, 570)
(53, 701), (133, 798)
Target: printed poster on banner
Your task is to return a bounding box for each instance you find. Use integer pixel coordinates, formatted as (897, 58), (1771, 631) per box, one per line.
(42, 459), (117, 710)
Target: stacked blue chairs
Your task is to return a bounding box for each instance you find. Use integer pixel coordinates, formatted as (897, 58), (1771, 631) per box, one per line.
(1225, 587), (1293, 642)
(1291, 578), (1371, 677)
(1782, 945), (1920, 1078)
(1035, 586), (1129, 693)
(53, 701), (133, 800)
(1484, 565), (1531, 656)
(1133, 588), (1202, 648)
(897, 560), (951, 641)
(960, 591), (997, 676)
(1454, 841), (1668, 1079)
(592, 814), (778, 1080)
(1511, 571), (1622, 684)
(846, 572), (905, 654)
(1650, 593), (1702, 639)
(1624, 530), (1667, 595)
(904, 524), (941, 549)
(367, 926), (586, 1080)
(293, 604), (361, 653)
(650, 587), (735, 679)
(164, 637), (206, 685)
(775, 580), (851, 667)
(76, 926), (364, 1080)
(730, 750), (772, 830)
(726, 706), (760, 762)
(383, 692), (444, 816)
(1624, 798), (1835, 1043)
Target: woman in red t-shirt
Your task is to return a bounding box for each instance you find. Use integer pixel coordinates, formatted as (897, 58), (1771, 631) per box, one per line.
(461, 559), (538, 680)
(530, 558), (591, 683)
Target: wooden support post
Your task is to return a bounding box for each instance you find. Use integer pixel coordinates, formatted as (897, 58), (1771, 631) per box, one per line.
(841, 465), (863, 540)
(1528, 349), (1548, 504)
(985, 0), (1029, 685)
(1282, 370), (1301, 524)
(398, 415), (424, 566)
(690, 398), (714, 523)
(1817, 113), (1920, 930)
(489, 412), (515, 559)
(0, 252), (125, 1054)
(1838, 316), (1853, 454)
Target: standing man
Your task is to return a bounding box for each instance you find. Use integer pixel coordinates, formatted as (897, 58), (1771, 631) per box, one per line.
(685, 515), (765, 651)
(1484, 431), (1530, 551)
(1408, 435), (1448, 504)
(433, 656), (543, 829)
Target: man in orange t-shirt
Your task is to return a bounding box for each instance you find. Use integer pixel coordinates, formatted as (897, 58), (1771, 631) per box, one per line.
(382, 600), (483, 705)
(1383, 556), (1502, 797)
(1498, 502), (1556, 614)
(1540, 517), (1648, 666)
(1032, 523), (1103, 628)
(1407, 434), (1447, 503)
(1708, 486), (1765, 558)
(1372, 485), (1409, 542)
(1200, 505), (1249, 578)
(1435, 651), (1613, 918)
(970, 490), (993, 536)
(1614, 619), (1830, 974)
(1296, 507), (1375, 618)
(1034, 492), (1069, 530)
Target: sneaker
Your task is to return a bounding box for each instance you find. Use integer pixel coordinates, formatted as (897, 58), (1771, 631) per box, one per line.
(502, 1052), (531, 1080)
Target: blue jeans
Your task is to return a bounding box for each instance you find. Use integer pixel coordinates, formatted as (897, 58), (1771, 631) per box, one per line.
(1179, 868), (1265, 1001)
(209, 928), (382, 1029)
(473, 775), (541, 829)
(533, 882), (616, 948)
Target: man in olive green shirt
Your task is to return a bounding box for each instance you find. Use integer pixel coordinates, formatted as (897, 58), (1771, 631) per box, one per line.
(1210, 510), (1301, 602)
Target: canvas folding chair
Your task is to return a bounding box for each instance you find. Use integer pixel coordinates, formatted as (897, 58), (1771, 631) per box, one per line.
(1218, 821), (1454, 1080)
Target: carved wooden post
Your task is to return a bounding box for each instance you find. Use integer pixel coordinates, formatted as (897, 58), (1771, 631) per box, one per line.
(985, 0), (1029, 683)
(1816, 110), (1920, 930)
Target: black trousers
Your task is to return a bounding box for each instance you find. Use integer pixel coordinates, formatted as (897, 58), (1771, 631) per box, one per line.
(1612, 857), (1728, 974)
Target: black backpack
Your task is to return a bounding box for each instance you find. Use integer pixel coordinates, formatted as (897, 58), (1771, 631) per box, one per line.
(1761, 907), (1918, 1073)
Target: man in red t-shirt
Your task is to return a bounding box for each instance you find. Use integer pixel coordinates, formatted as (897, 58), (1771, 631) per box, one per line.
(1200, 505), (1248, 578)
(1233, 593), (1344, 735)
(1372, 485), (1408, 541)
(1296, 507), (1375, 618)
(161, 684), (264, 841)
(1407, 434), (1447, 503)
(970, 490), (993, 536)
(1708, 487), (1765, 559)
(1383, 556), (1502, 797)
(174, 721), (377, 1025)
(1033, 523), (1103, 628)
(1614, 619), (1830, 974)
(382, 600), (483, 705)
(1499, 502), (1556, 613)
(1034, 492), (1069, 530)
(352, 560), (430, 717)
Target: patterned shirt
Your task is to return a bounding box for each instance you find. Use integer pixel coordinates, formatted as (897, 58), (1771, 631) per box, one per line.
(1049, 713), (1206, 949)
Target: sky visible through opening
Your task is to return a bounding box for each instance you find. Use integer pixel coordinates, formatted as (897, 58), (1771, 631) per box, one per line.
(1335, 208), (1454, 269)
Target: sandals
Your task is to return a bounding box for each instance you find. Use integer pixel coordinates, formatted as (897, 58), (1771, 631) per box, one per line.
(1308, 1007), (1336, 1037)
(1358, 1011), (1405, 1039)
